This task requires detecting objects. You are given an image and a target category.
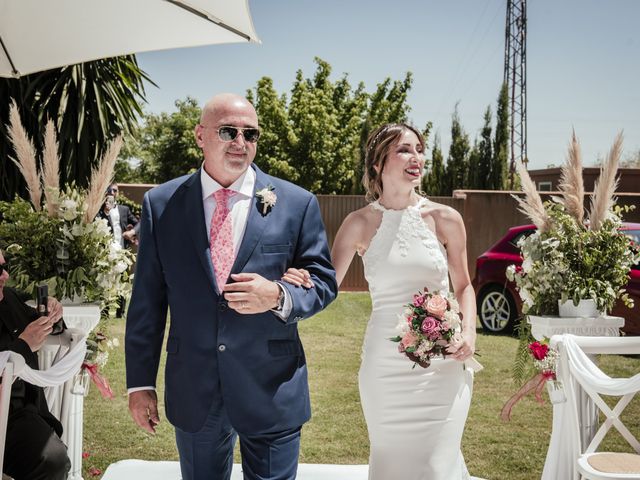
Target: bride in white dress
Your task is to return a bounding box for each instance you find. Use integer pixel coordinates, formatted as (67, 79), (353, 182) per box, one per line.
(283, 123), (477, 479)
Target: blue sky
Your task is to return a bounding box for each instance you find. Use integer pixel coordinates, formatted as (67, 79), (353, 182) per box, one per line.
(137, 0), (640, 170)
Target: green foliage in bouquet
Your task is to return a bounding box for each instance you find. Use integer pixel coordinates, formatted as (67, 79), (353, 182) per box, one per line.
(0, 102), (133, 316)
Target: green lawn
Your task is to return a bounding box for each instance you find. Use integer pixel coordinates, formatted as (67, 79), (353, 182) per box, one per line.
(83, 293), (640, 479)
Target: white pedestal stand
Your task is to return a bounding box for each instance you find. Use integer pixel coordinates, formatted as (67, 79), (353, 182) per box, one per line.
(528, 314), (624, 479)
(39, 304), (100, 480)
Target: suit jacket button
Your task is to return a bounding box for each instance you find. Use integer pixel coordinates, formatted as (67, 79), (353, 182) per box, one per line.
(218, 302), (227, 311)
(218, 344), (226, 352)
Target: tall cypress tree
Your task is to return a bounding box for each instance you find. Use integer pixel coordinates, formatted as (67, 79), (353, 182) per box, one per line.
(445, 106), (470, 194)
(477, 106), (494, 189)
(424, 134), (446, 196)
(492, 83), (509, 190)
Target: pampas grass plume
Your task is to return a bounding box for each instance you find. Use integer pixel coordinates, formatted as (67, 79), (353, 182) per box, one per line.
(513, 161), (550, 232)
(7, 101), (41, 210)
(84, 136), (123, 222)
(589, 132), (623, 230)
(559, 131), (584, 225)
(42, 120), (61, 217)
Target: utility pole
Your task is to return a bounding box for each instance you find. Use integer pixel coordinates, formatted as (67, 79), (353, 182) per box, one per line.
(504, 0), (527, 188)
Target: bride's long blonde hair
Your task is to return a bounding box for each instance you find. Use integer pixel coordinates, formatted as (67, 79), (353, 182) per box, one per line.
(362, 123), (425, 202)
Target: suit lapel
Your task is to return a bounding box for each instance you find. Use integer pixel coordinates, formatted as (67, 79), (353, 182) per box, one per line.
(231, 165), (270, 274)
(183, 170), (218, 293)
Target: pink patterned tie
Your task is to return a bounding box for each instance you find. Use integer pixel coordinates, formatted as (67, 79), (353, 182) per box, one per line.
(210, 188), (236, 291)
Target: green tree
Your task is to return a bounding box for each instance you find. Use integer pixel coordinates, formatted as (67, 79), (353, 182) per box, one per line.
(492, 83), (509, 189)
(424, 134), (446, 195)
(247, 78), (298, 181)
(124, 97), (202, 184)
(248, 57), (413, 194)
(475, 106), (494, 189)
(444, 106), (470, 194)
(467, 140), (481, 189)
(621, 149), (640, 168)
(0, 56), (150, 200)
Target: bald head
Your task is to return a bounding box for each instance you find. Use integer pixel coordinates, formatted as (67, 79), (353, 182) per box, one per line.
(200, 93), (257, 125)
(195, 93), (259, 187)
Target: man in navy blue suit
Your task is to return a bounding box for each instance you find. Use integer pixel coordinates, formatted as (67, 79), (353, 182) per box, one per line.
(125, 93), (338, 480)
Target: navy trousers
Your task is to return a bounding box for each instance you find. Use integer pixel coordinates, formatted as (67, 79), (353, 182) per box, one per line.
(175, 401), (301, 480)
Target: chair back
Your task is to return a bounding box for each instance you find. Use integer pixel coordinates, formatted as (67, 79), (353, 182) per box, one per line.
(551, 335), (640, 478)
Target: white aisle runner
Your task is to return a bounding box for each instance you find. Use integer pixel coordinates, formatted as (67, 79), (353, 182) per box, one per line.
(101, 459), (487, 479)
(101, 460), (368, 479)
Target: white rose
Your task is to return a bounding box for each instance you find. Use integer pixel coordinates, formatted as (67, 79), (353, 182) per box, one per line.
(396, 315), (410, 334)
(444, 310), (461, 328)
(71, 223), (83, 237)
(522, 257), (533, 273)
(519, 287), (534, 307)
(447, 296), (460, 312)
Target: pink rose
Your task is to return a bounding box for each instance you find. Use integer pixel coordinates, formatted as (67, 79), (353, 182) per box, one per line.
(413, 294), (426, 307)
(401, 331), (419, 349)
(421, 316), (440, 340)
(426, 294), (448, 318)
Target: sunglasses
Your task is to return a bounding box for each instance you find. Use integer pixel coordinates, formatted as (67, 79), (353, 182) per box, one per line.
(216, 126), (260, 143)
(0, 261), (9, 275)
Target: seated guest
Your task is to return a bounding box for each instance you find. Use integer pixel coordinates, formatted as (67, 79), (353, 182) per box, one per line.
(0, 248), (70, 480)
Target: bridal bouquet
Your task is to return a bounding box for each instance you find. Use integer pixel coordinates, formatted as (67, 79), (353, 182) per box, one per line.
(390, 287), (462, 368)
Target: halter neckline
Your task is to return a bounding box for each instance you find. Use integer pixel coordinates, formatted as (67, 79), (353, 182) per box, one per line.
(370, 197), (427, 213)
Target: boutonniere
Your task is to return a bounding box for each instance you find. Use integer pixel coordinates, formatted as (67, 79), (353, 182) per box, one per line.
(256, 185), (277, 215)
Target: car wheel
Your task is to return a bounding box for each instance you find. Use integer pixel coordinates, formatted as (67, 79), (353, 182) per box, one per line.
(478, 285), (516, 333)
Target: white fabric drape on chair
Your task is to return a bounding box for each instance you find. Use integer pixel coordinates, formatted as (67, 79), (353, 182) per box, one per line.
(0, 332), (86, 387)
(543, 334), (640, 479)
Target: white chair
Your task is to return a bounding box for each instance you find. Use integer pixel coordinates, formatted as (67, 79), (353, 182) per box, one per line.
(1, 351), (27, 480)
(551, 335), (640, 480)
(0, 341), (84, 480)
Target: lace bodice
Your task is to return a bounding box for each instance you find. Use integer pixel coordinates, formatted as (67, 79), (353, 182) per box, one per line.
(362, 197), (449, 311)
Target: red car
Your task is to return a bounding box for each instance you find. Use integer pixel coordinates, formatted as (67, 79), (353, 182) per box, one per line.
(472, 223), (640, 334)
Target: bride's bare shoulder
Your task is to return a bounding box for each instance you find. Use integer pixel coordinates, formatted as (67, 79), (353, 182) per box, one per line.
(343, 204), (378, 226)
(420, 198), (462, 224)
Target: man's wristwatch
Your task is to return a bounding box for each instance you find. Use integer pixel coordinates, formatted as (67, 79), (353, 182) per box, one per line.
(274, 284), (286, 311)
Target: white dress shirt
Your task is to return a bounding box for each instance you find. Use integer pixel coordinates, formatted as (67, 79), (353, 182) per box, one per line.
(108, 205), (124, 248)
(201, 165), (255, 257)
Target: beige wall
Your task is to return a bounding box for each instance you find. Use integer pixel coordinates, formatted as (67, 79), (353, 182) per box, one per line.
(118, 184), (640, 291)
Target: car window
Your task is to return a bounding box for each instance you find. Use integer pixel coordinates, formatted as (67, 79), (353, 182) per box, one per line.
(509, 229), (535, 248)
(627, 230), (640, 271)
(624, 230), (640, 244)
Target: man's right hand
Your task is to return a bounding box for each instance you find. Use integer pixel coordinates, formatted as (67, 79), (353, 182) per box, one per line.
(128, 390), (160, 434)
(18, 316), (54, 352)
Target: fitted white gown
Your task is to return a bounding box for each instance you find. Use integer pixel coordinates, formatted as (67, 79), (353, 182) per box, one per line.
(359, 198), (473, 480)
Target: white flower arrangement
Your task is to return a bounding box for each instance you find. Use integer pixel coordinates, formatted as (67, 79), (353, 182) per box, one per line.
(0, 102), (133, 315)
(509, 133), (640, 316)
